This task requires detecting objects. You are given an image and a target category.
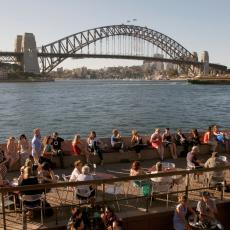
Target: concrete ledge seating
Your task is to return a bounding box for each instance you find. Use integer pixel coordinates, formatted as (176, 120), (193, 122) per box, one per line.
(55, 135), (212, 168)
(0, 133), (214, 170)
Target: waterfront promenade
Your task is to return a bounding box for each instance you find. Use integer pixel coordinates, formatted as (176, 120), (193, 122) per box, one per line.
(2, 152), (230, 230)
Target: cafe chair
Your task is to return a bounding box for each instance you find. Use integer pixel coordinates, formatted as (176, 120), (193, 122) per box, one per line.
(62, 174), (75, 202)
(150, 177), (173, 207)
(126, 179), (149, 208)
(0, 193), (17, 213)
(186, 162), (202, 184)
(105, 182), (125, 211)
(162, 162), (176, 169)
(76, 187), (96, 204)
(21, 193), (45, 227)
(203, 156), (227, 189)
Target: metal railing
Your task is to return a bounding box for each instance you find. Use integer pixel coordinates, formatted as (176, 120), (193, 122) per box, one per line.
(0, 165), (230, 229)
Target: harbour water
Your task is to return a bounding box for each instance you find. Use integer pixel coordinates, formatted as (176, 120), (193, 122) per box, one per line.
(0, 79), (230, 142)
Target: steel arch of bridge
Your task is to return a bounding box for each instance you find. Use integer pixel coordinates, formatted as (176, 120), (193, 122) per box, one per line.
(40, 24), (195, 73)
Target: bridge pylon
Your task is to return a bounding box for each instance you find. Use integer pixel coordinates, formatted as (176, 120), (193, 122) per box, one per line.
(15, 33), (40, 74)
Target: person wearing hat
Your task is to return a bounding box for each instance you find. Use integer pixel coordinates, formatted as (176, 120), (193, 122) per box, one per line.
(196, 191), (218, 224)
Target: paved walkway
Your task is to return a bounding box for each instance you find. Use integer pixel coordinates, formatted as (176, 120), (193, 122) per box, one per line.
(4, 153), (230, 229)
(7, 153), (211, 180)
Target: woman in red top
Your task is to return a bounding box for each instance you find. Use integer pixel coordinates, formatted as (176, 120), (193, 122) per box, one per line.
(72, 134), (82, 155)
(150, 128), (164, 161)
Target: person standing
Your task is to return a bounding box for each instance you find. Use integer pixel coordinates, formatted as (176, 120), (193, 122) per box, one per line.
(51, 132), (65, 168)
(197, 191), (218, 225)
(173, 194), (195, 230)
(31, 128), (42, 165)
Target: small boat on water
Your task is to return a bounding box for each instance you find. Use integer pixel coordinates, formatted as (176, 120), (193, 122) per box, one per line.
(188, 77), (230, 85)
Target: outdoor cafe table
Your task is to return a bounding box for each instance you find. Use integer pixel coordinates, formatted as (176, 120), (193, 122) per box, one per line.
(55, 172), (116, 205)
(148, 165), (184, 185)
(92, 172), (116, 180)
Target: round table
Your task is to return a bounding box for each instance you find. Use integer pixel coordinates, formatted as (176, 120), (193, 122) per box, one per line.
(92, 172), (116, 180)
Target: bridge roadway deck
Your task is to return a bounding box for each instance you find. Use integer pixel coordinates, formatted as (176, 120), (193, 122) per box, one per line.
(3, 153), (230, 229)
(0, 51), (227, 71)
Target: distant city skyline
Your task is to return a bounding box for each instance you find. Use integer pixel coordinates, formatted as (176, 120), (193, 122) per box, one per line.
(0, 0), (229, 70)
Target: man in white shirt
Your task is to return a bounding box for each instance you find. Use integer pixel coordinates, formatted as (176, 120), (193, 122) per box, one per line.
(76, 165), (96, 200)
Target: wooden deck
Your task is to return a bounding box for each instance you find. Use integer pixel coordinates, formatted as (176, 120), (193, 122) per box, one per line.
(1, 155), (230, 229)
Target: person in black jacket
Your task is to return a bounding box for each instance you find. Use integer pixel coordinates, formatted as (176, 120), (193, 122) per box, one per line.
(190, 128), (201, 146)
(174, 129), (189, 157)
(51, 132), (65, 168)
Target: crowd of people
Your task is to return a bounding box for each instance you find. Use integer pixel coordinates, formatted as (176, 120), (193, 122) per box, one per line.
(1, 125), (229, 172)
(0, 125), (229, 229)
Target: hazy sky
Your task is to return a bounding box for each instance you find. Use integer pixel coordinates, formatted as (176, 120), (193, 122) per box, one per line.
(0, 0), (229, 69)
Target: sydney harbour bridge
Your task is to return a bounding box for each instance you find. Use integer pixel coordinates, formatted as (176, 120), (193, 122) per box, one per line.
(0, 24), (227, 75)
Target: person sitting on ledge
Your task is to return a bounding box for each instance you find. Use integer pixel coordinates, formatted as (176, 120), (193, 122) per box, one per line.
(87, 131), (104, 166)
(72, 134), (90, 163)
(6, 136), (18, 169)
(111, 129), (125, 153)
(150, 128), (164, 161)
(213, 125), (229, 154)
(17, 134), (31, 167)
(189, 128), (201, 146)
(175, 128), (189, 157)
(203, 126), (218, 152)
(131, 129), (145, 160)
(40, 135), (55, 169)
(162, 128), (177, 159)
(72, 134), (82, 156)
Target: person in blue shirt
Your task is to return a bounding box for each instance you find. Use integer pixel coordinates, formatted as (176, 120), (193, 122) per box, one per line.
(31, 128), (42, 164)
(111, 129), (125, 152)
